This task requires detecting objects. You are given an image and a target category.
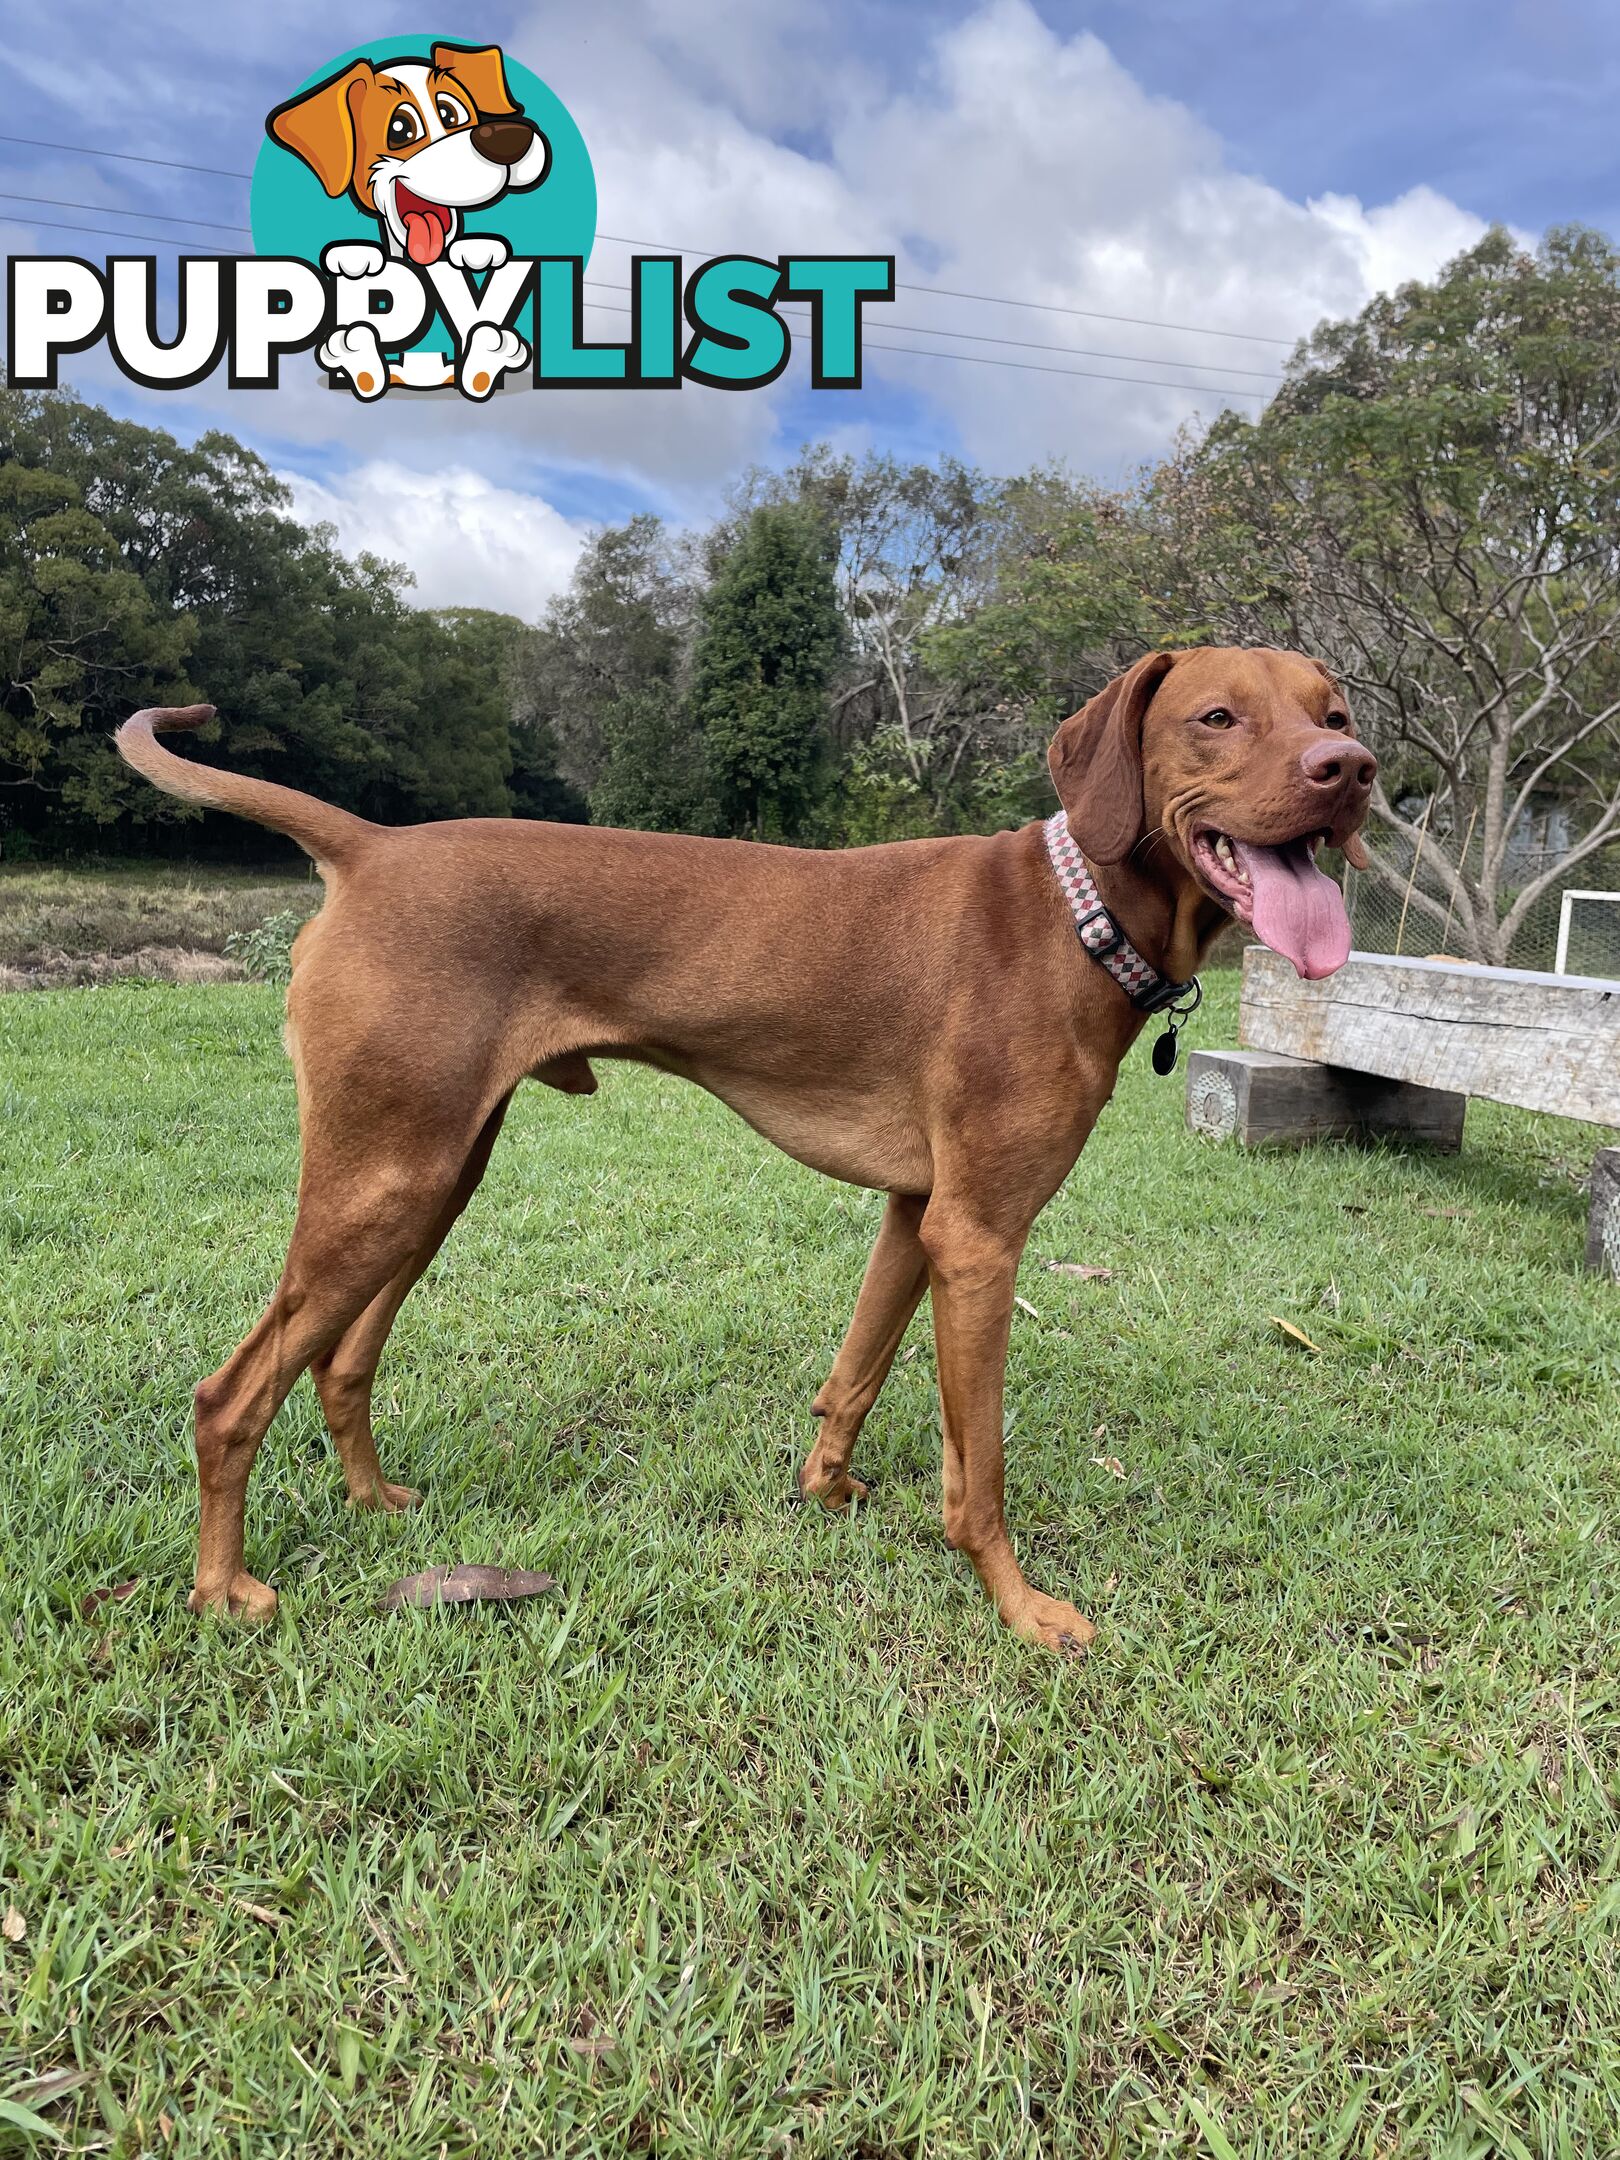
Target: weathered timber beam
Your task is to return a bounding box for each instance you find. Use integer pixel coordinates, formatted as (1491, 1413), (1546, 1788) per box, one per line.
(1186, 1047), (1464, 1151)
(1239, 948), (1620, 1127)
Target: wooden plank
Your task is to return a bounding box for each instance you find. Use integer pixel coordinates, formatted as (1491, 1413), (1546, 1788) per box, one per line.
(1588, 1147), (1620, 1278)
(1239, 948), (1620, 1126)
(1186, 1047), (1463, 1151)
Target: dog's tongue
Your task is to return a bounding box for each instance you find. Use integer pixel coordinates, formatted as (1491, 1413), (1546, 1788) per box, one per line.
(403, 209), (445, 266)
(1232, 838), (1351, 980)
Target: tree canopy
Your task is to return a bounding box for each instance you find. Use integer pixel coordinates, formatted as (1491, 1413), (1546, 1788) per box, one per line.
(11, 228), (1620, 968)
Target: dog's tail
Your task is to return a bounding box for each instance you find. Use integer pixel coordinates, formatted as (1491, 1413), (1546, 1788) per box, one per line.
(115, 706), (376, 872)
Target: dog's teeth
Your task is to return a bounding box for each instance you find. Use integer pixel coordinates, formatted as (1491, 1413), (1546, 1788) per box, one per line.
(1212, 833), (1248, 885)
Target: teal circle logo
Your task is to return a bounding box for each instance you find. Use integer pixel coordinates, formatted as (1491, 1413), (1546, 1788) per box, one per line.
(251, 37), (595, 381)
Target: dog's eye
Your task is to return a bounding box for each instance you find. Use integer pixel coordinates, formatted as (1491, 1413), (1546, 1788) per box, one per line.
(436, 94), (469, 128)
(1324, 710), (1350, 730)
(1199, 707), (1235, 729)
(387, 107), (421, 148)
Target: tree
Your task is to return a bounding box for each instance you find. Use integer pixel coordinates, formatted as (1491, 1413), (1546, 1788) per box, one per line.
(730, 449), (1024, 836)
(514, 515), (700, 804)
(0, 385), (568, 850)
(0, 447), (196, 834)
(588, 686), (715, 832)
(1151, 226), (1620, 964)
(434, 608), (585, 824)
(691, 503), (844, 839)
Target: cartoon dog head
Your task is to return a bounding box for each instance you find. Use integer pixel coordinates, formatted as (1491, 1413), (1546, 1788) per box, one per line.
(267, 43), (550, 265)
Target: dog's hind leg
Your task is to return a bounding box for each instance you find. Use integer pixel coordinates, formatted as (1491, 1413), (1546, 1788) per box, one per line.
(189, 1104), (496, 1621)
(798, 1191), (928, 1510)
(309, 1092), (512, 1510)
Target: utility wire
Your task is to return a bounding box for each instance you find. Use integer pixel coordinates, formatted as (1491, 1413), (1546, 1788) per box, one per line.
(0, 189), (251, 235)
(0, 189), (1283, 382)
(574, 295), (1268, 399)
(0, 129), (1301, 347)
(0, 212), (1267, 400)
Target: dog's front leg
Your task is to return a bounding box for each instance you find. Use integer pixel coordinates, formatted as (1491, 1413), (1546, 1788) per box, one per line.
(318, 321), (389, 401)
(446, 236), (510, 273)
(457, 321), (529, 400)
(921, 1199), (1097, 1654)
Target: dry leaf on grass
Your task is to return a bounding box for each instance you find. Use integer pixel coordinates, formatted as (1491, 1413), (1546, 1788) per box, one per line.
(2, 1906), (25, 1943)
(1013, 1295), (1041, 1319)
(1090, 1455), (1127, 1480)
(378, 1563), (558, 1614)
(9, 2069), (93, 2110)
(1047, 1262), (1114, 1282)
(79, 1579), (140, 1620)
(236, 1900), (282, 1930)
(1268, 1316), (1323, 1355)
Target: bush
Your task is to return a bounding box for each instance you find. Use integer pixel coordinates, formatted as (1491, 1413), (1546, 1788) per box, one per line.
(224, 909), (305, 983)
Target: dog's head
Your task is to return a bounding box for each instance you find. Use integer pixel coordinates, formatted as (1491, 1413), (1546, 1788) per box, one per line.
(267, 43), (550, 265)
(1047, 645), (1376, 981)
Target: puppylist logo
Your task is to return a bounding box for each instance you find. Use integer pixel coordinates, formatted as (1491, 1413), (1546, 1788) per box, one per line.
(6, 37), (895, 403)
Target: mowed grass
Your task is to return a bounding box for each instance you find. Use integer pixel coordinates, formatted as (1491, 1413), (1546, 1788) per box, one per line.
(0, 863), (318, 988)
(2, 972), (1619, 2158)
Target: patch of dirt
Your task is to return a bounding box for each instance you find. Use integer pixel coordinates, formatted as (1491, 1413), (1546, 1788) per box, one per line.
(0, 946), (251, 992)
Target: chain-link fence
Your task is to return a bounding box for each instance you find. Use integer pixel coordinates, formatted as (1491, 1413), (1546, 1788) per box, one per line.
(1344, 840), (1620, 977)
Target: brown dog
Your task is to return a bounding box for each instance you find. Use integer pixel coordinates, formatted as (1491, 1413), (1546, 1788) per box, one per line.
(116, 646), (1374, 1649)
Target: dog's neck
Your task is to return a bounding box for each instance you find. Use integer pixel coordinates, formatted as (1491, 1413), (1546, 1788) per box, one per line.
(1081, 839), (1232, 988)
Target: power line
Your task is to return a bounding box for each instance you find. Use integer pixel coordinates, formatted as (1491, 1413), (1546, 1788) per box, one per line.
(576, 294), (1267, 399)
(0, 190), (250, 235)
(591, 232), (1297, 347)
(0, 210), (232, 248)
(0, 213), (1267, 400)
(0, 128), (1301, 348)
(580, 277), (1282, 380)
(0, 131), (250, 181)
(0, 186), (1284, 380)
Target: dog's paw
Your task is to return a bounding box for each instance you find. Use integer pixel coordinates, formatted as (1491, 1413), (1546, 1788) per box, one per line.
(350, 1478), (420, 1513)
(319, 323), (388, 399)
(188, 1571), (278, 1623)
(447, 234), (510, 273)
(322, 241), (386, 280)
(1006, 1591), (1098, 1657)
(458, 322), (528, 399)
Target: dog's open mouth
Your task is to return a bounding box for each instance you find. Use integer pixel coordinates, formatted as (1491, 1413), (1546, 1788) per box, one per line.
(1191, 828), (1350, 980)
(394, 182), (454, 266)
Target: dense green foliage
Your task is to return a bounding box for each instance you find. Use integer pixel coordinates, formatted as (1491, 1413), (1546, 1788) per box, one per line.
(691, 504), (844, 839)
(0, 390), (580, 854)
(4, 974), (1619, 2153)
(9, 227), (1620, 933)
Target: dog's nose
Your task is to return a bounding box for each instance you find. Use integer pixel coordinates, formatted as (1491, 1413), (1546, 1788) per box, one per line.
(1300, 736), (1376, 794)
(471, 118), (536, 167)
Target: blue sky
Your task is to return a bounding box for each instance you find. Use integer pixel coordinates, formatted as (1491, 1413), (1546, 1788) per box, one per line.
(6, 0), (1616, 615)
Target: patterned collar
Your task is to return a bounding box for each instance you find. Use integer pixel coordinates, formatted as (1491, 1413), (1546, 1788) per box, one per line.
(1043, 810), (1199, 1017)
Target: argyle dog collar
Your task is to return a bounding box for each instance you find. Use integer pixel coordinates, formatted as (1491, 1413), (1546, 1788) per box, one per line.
(1043, 810), (1198, 1018)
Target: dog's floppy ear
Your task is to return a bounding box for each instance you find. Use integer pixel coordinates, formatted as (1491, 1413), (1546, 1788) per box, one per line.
(266, 61), (372, 197)
(1047, 650), (1174, 865)
(433, 42), (520, 116)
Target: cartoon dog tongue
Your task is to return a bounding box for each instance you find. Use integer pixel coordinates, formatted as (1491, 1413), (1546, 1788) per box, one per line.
(403, 209), (445, 266)
(1231, 837), (1351, 980)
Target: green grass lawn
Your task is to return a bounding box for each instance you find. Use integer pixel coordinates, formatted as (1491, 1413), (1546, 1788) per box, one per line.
(2, 972), (1618, 2157)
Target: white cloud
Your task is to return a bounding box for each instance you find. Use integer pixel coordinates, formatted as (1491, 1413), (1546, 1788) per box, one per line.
(31, 0), (1510, 566)
(282, 461), (589, 622)
(524, 0), (1505, 474)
